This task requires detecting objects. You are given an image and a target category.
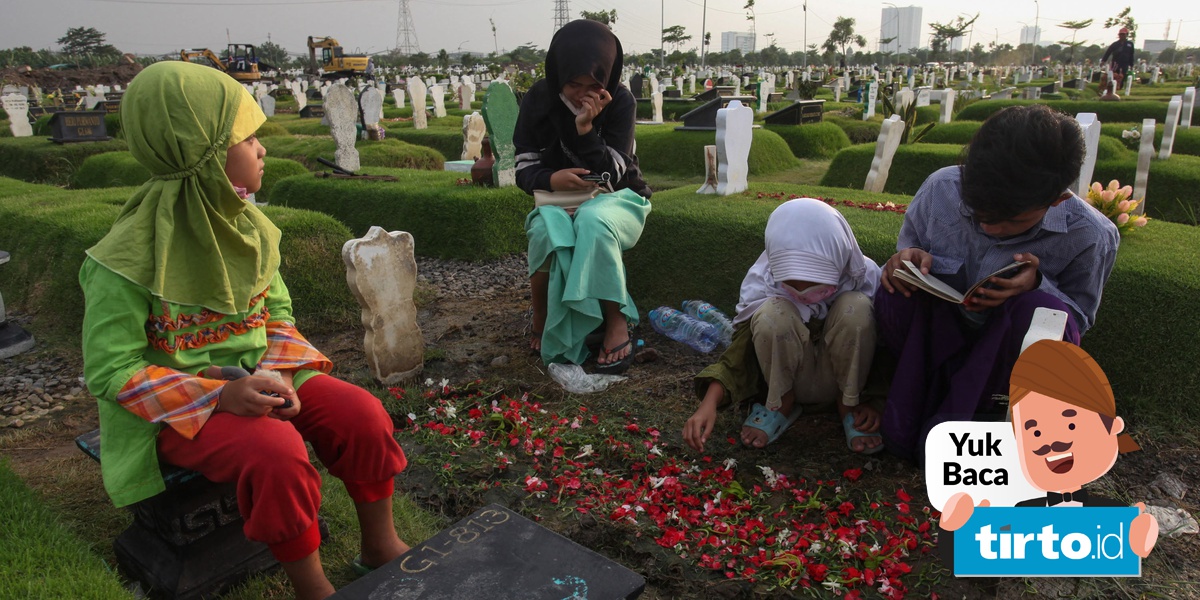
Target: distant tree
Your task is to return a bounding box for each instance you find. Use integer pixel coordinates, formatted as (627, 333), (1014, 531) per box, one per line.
(256, 41), (288, 68)
(822, 17), (866, 68)
(409, 52), (432, 69)
(460, 52), (476, 68)
(1057, 19), (1093, 63)
(437, 48), (450, 71)
(1104, 7), (1136, 41)
(57, 26), (118, 56)
(580, 9), (618, 28)
(661, 25), (692, 54)
(929, 14), (977, 61)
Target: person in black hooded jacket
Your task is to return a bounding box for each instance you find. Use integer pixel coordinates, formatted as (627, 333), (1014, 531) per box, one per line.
(515, 19), (652, 373)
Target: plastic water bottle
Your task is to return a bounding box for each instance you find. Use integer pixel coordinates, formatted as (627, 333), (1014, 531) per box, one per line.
(681, 300), (734, 347)
(647, 307), (720, 353)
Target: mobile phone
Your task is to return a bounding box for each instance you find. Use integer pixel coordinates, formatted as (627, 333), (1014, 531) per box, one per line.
(581, 173), (609, 183)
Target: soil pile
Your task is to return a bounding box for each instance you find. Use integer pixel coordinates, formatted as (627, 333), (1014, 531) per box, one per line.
(0, 62), (144, 91)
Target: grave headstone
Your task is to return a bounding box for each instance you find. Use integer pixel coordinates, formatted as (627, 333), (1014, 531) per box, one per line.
(328, 504), (644, 600)
(409, 78), (428, 130)
(430, 85), (447, 118)
(1124, 71), (1133, 96)
(1160, 95), (1182, 160)
(299, 104), (324, 119)
(697, 145), (718, 194)
(990, 87), (1015, 100)
(674, 95), (757, 131)
(359, 87), (383, 128)
(480, 82), (519, 187)
(894, 88), (915, 110)
(2, 94), (32, 137)
(325, 84), (361, 172)
(650, 91), (663, 123)
(714, 99), (753, 196)
(1181, 87), (1195, 129)
(458, 83), (472, 110)
(833, 80), (842, 103)
(461, 111), (486, 160)
(688, 74), (696, 95)
(47, 111), (111, 143)
(863, 81), (878, 120)
(1021, 87), (1041, 100)
(629, 74), (644, 98)
(864, 115), (905, 193)
(1073, 113), (1101, 196)
(1133, 118), (1155, 213)
(392, 88), (405, 110)
(257, 94), (276, 118)
(342, 227), (423, 384)
(938, 89), (955, 124)
(762, 99), (825, 125)
(915, 87), (931, 107)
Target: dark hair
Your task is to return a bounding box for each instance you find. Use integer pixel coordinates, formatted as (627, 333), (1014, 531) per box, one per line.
(960, 104), (1084, 221)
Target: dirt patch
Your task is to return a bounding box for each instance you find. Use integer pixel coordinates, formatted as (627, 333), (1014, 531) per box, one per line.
(1, 63), (144, 92)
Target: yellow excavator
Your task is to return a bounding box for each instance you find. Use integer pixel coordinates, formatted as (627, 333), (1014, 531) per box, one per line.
(307, 36), (373, 78)
(180, 44), (272, 83)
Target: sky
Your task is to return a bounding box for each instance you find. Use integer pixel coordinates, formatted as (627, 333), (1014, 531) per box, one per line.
(2, 0), (1196, 60)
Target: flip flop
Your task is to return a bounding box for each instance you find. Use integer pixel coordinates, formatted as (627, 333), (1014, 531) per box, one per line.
(842, 413), (885, 455)
(350, 554), (374, 576)
(593, 337), (636, 375)
(741, 403), (802, 447)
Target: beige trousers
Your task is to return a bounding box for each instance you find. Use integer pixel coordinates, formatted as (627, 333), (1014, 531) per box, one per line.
(750, 293), (876, 411)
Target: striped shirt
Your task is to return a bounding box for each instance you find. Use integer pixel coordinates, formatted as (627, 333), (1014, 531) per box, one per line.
(898, 167), (1119, 333)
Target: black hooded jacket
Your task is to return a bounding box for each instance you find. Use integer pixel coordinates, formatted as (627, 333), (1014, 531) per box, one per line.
(512, 19), (651, 198)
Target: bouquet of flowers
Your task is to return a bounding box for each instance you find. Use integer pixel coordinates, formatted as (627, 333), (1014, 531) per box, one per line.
(1120, 125), (1142, 150)
(1086, 180), (1148, 235)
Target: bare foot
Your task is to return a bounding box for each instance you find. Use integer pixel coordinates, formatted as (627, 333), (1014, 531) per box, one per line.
(530, 308), (545, 352)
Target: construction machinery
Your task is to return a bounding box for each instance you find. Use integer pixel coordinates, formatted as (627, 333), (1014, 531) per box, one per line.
(307, 36), (373, 78)
(180, 44), (273, 83)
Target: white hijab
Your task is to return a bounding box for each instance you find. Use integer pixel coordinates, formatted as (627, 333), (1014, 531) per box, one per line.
(733, 198), (882, 325)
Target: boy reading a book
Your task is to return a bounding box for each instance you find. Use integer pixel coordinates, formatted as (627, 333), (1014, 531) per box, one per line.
(874, 104), (1119, 464)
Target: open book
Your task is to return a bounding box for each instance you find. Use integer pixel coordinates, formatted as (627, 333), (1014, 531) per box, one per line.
(893, 259), (1030, 304)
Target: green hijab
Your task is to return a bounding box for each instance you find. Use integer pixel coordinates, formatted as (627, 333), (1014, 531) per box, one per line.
(87, 61), (280, 315)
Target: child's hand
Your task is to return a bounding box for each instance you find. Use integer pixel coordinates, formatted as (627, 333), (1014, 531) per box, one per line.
(214, 374), (296, 418)
(881, 247), (932, 296)
(965, 252), (1041, 312)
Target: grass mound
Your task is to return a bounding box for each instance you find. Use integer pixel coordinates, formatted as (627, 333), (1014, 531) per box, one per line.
(70, 153), (309, 203)
(261, 136), (443, 171)
(0, 137), (128, 186)
(825, 116), (881, 144)
(634, 125), (800, 177)
(764, 122), (852, 159)
(956, 99), (1196, 125)
(819, 143), (962, 196)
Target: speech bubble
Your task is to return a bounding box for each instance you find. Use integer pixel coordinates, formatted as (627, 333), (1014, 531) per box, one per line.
(925, 421), (1041, 511)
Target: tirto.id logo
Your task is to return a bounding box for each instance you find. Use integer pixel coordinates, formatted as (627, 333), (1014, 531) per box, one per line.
(954, 507), (1141, 576)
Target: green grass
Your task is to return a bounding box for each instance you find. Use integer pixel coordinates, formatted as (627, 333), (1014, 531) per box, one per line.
(260, 136), (444, 171)
(820, 143), (963, 195)
(0, 136), (129, 186)
(956, 99), (1197, 125)
(0, 460), (132, 600)
(634, 124), (800, 177)
(764, 122), (852, 159)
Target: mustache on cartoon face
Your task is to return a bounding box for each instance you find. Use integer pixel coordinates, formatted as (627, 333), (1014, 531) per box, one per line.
(1032, 440), (1073, 456)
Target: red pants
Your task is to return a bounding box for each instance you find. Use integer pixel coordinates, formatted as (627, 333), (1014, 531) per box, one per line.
(158, 374), (407, 562)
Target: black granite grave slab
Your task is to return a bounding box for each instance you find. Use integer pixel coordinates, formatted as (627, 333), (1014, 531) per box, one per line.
(95, 100), (122, 114)
(47, 111), (111, 143)
(674, 95), (757, 131)
(664, 89), (681, 98)
(762, 99), (826, 125)
(330, 504), (644, 600)
(300, 105), (326, 119)
(1040, 82), (1059, 94)
(629, 74), (644, 98)
(1065, 78), (1084, 89)
(691, 86), (737, 102)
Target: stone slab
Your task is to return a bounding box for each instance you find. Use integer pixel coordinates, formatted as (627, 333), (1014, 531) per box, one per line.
(329, 504), (644, 599)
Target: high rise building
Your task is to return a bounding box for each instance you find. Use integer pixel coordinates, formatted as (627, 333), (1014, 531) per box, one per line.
(721, 31), (756, 54)
(1019, 26), (1042, 47)
(879, 5), (923, 55)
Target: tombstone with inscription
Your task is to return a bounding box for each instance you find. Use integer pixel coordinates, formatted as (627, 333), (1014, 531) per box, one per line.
(461, 111), (486, 160)
(1133, 119), (1155, 211)
(938, 89), (955, 124)
(990, 87), (1016, 100)
(359, 87), (384, 128)
(1160, 95), (1182, 160)
(2, 94), (32, 137)
(458, 83), (472, 110)
(343, 227), (424, 384)
(863, 81), (878, 120)
(299, 104), (324, 119)
(692, 86), (735, 102)
(864, 115), (905, 193)
(409, 78), (429, 130)
(325, 84), (361, 172)
(1182, 87), (1195, 129)
(650, 91), (664, 123)
(714, 99), (753, 196)
(480, 82), (519, 187)
(674, 95), (756, 131)
(914, 87), (931, 107)
(328, 504), (644, 600)
(47, 111), (111, 143)
(1072, 113), (1102, 196)
(762, 99), (825, 125)
(629, 73), (644, 99)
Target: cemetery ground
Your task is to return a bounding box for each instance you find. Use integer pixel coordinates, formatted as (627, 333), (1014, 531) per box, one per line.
(2, 73), (1200, 598)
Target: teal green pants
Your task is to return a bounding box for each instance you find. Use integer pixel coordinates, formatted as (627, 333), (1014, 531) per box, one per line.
(525, 189), (652, 365)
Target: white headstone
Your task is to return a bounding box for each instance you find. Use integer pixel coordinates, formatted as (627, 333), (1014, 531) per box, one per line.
(833, 80), (842, 103)
(325, 84), (361, 172)
(651, 91), (664, 123)
(409, 78), (428, 130)
(257, 94), (276, 118)
(864, 115), (906, 193)
(392, 88), (405, 109)
(697, 145), (719, 194)
(864, 81), (878, 120)
(1, 95), (32, 137)
(688, 74), (696, 95)
(675, 76), (683, 93)
(360, 87), (384, 127)
(1124, 71), (1134, 96)
(430, 85), (447, 118)
(1133, 118), (1155, 214)
(458, 83), (472, 110)
(293, 83), (308, 111)
(908, 73), (915, 89)
(1072, 113), (1101, 196)
(938, 89), (955, 124)
(915, 87), (931, 107)
(1183, 87), (1196, 129)
(714, 100), (753, 196)
(461, 111), (486, 160)
(342, 226), (424, 384)
(1160, 95), (1182, 160)
(1151, 67), (1160, 84)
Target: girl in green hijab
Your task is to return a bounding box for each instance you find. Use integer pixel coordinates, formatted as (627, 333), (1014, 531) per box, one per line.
(81, 62), (410, 598)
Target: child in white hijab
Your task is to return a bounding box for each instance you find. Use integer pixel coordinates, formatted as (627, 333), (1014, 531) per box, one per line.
(683, 199), (884, 452)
